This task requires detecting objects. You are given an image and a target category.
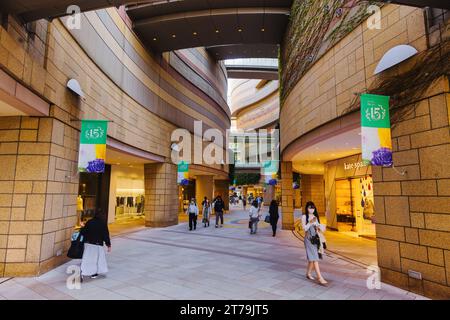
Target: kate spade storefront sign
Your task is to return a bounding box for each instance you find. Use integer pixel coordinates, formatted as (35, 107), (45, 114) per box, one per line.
(344, 161), (368, 170)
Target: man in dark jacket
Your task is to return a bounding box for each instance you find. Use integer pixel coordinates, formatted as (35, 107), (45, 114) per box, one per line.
(214, 196), (225, 228)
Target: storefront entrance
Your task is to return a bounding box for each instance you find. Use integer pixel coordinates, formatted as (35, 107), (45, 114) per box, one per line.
(335, 175), (375, 238)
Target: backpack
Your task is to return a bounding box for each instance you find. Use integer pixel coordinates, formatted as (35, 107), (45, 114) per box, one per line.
(214, 200), (223, 211)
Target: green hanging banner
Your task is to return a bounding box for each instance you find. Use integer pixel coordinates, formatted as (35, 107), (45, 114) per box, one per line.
(78, 120), (108, 173)
(177, 160), (189, 185)
(361, 94), (393, 167)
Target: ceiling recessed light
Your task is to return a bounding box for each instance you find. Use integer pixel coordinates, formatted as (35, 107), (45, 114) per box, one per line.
(153, 37), (157, 41)
(215, 29), (220, 33)
(172, 34), (176, 38)
(238, 28), (243, 32)
(261, 28), (265, 32)
(193, 32), (198, 36)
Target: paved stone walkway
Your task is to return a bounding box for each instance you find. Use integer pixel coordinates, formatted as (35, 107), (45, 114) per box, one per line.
(0, 208), (427, 300)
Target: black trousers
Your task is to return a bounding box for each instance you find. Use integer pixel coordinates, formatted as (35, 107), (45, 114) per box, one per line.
(189, 213), (197, 230)
(215, 211), (223, 226)
(271, 222), (277, 235)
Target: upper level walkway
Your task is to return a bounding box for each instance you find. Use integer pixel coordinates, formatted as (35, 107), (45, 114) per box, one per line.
(0, 208), (426, 300)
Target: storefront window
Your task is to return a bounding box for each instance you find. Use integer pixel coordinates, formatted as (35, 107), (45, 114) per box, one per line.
(335, 175), (375, 236)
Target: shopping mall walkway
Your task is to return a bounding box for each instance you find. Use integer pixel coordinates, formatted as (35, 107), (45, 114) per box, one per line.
(0, 208), (427, 300)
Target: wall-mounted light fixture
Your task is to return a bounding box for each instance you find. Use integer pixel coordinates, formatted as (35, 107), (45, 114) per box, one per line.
(67, 78), (85, 99)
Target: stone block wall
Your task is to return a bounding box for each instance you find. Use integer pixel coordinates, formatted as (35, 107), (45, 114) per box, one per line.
(281, 162), (294, 230)
(144, 163), (179, 228)
(301, 175), (325, 215)
(0, 116), (78, 277)
(373, 77), (450, 299)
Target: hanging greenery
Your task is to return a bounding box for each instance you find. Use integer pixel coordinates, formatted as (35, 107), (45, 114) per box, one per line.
(234, 173), (261, 186)
(343, 38), (450, 126)
(280, 0), (381, 105)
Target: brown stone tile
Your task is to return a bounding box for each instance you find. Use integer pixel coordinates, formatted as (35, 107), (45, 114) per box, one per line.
(405, 228), (419, 244)
(419, 145), (450, 179)
(385, 197), (410, 226)
(7, 235), (27, 249)
(40, 232), (55, 261)
(0, 117), (21, 130)
(20, 118), (39, 130)
(423, 280), (450, 299)
(8, 221), (42, 235)
(400, 243), (427, 262)
(15, 155), (49, 180)
(410, 127), (450, 149)
(3, 262), (39, 277)
(401, 180), (437, 196)
(379, 267), (409, 290)
(37, 118), (53, 142)
(424, 213), (450, 232)
(0, 142), (18, 154)
(376, 224), (405, 242)
(19, 130), (37, 142)
(428, 247), (444, 266)
(26, 235), (41, 262)
(18, 142), (51, 155)
(391, 115), (430, 137)
(6, 248), (26, 262)
(377, 238), (401, 271)
(392, 149), (419, 166)
(410, 197), (450, 214)
(0, 155), (17, 180)
(12, 194), (26, 207)
(419, 229), (450, 250)
(382, 165), (420, 181)
(373, 182), (401, 196)
(13, 181), (32, 193)
(0, 208), (11, 221)
(437, 179), (450, 196)
(429, 95), (449, 129)
(0, 181), (13, 193)
(25, 194), (45, 220)
(11, 207), (25, 220)
(401, 257), (446, 284)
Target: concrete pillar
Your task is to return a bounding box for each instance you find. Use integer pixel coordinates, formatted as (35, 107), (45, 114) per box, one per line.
(144, 162), (178, 227)
(281, 161), (294, 230)
(214, 180), (229, 211)
(195, 175), (213, 213)
(0, 116), (79, 277)
(301, 174), (325, 214)
(294, 188), (301, 208)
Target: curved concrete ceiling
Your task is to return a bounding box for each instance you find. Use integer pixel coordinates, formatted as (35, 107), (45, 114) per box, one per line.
(1, 0), (448, 23)
(126, 1), (293, 59)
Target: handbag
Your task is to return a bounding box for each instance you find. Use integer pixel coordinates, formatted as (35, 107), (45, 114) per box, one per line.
(67, 231), (84, 259)
(248, 220), (252, 229)
(264, 215), (271, 223)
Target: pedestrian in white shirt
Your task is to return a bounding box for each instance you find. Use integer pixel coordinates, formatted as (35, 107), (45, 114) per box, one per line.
(186, 198), (199, 231)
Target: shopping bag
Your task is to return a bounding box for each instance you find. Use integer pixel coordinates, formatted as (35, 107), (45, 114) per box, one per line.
(264, 215), (271, 223)
(67, 231), (84, 259)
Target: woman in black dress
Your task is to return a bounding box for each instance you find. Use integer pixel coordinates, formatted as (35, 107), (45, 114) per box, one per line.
(269, 200), (279, 237)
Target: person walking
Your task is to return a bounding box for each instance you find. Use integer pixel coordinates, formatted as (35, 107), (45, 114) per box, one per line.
(201, 197), (211, 227)
(186, 198), (199, 231)
(242, 197), (247, 210)
(248, 200), (261, 234)
(80, 209), (111, 280)
(269, 200), (279, 237)
(214, 196), (225, 228)
(302, 201), (328, 285)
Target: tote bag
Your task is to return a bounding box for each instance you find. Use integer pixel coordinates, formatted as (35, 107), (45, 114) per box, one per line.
(67, 231), (84, 259)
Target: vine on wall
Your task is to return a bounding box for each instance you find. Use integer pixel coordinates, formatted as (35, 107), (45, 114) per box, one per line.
(280, 0), (380, 105)
(344, 38), (450, 126)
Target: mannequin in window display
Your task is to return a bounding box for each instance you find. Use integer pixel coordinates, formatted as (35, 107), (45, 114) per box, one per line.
(76, 195), (84, 227)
